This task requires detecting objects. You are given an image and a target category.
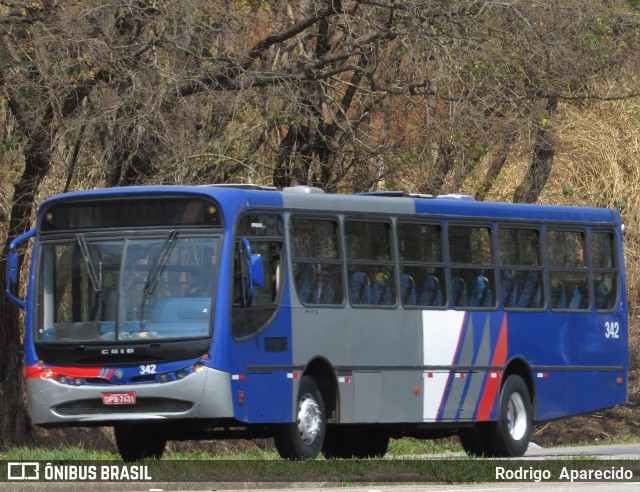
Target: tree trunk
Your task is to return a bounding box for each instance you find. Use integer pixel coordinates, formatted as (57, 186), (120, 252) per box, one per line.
(421, 141), (455, 196)
(475, 141), (512, 201)
(513, 97), (558, 204)
(0, 141), (53, 447)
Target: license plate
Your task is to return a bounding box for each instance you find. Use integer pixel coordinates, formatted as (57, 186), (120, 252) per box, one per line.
(102, 392), (136, 405)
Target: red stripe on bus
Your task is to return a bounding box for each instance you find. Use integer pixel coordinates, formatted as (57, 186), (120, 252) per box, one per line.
(475, 315), (508, 421)
(26, 366), (111, 379)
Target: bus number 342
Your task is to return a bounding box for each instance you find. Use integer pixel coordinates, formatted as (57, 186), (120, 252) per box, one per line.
(139, 364), (157, 375)
(605, 321), (620, 339)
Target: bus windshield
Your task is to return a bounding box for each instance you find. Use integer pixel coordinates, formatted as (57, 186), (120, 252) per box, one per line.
(37, 234), (219, 343)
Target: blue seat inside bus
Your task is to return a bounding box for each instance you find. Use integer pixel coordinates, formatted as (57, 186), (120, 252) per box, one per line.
(298, 276), (313, 303)
(568, 286), (582, 309)
(372, 272), (393, 305)
(595, 280), (613, 309)
(516, 271), (542, 308)
(418, 274), (442, 306)
(550, 279), (567, 308)
(469, 276), (493, 308)
(349, 271), (372, 304)
(451, 277), (468, 307)
(315, 278), (336, 304)
(400, 273), (417, 305)
(500, 270), (517, 307)
(297, 265), (336, 304)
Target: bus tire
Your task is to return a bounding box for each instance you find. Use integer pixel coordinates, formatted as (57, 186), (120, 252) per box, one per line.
(323, 425), (389, 459)
(488, 374), (533, 457)
(274, 375), (326, 460)
(114, 424), (166, 462)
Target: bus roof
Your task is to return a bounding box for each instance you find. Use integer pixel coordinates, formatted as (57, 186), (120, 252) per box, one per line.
(37, 184), (621, 226)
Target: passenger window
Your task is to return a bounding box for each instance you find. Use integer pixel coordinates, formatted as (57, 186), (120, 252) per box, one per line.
(231, 213), (283, 339)
(345, 220), (395, 306)
(546, 230), (589, 310)
(398, 222), (446, 307)
(291, 218), (343, 305)
(449, 225), (495, 309)
(498, 228), (544, 309)
(591, 231), (618, 311)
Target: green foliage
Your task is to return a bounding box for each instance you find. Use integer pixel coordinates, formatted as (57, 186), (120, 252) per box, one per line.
(627, 0), (640, 12)
(387, 438), (462, 456)
(0, 446), (117, 461)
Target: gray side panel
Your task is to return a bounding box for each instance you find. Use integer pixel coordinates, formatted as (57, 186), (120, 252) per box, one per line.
(291, 306), (424, 423)
(353, 372), (381, 422)
(380, 371), (424, 423)
(282, 193), (415, 215)
(291, 308), (423, 367)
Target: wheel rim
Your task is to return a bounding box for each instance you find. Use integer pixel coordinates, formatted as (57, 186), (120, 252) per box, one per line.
(297, 393), (322, 446)
(506, 392), (528, 441)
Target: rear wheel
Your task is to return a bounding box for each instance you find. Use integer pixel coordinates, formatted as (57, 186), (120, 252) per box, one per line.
(274, 375), (326, 460)
(487, 374), (533, 457)
(114, 424), (166, 462)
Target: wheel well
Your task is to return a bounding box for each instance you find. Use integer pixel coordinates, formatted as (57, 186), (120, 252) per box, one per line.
(503, 358), (536, 420)
(303, 358), (338, 423)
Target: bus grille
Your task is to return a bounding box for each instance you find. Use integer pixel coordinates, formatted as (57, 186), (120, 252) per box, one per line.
(54, 398), (193, 415)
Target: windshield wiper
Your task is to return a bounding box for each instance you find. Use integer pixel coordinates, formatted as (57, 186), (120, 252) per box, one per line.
(139, 230), (177, 326)
(76, 234), (103, 319)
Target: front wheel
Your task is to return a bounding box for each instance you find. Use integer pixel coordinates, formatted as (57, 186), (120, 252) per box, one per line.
(114, 424), (166, 462)
(274, 375), (326, 460)
(488, 374), (533, 457)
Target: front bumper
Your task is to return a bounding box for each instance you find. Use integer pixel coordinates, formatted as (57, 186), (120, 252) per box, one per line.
(27, 367), (234, 425)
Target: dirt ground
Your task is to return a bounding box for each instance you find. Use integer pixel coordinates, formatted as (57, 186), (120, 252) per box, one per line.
(532, 401), (640, 447)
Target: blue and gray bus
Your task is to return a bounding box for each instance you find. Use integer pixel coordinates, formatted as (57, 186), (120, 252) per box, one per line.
(6, 184), (627, 460)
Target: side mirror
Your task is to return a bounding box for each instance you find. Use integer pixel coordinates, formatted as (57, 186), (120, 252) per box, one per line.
(249, 253), (264, 288)
(7, 250), (19, 285)
(5, 228), (36, 309)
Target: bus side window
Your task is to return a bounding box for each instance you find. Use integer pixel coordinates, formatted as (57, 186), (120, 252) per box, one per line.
(546, 230), (590, 311)
(498, 227), (544, 310)
(591, 231), (618, 311)
(397, 221), (446, 308)
(231, 214), (283, 339)
(291, 217), (343, 306)
(345, 220), (396, 306)
(449, 224), (495, 310)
